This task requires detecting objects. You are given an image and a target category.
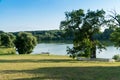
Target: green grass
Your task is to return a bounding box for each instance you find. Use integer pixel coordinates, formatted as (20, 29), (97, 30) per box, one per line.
(0, 47), (16, 55)
(0, 54), (120, 80)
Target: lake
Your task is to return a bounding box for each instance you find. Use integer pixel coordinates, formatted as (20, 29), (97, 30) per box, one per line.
(33, 43), (120, 58)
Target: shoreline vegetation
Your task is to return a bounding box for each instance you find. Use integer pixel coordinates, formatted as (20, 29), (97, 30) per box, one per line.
(0, 54), (120, 80)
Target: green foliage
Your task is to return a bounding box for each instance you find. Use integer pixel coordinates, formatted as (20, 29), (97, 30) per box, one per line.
(12, 29), (113, 43)
(0, 33), (15, 48)
(15, 32), (37, 54)
(26, 30), (71, 41)
(110, 28), (120, 48)
(66, 47), (77, 59)
(102, 29), (113, 40)
(112, 54), (120, 61)
(0, 47), (16, 55)
(109, 10), (120, 51)
(60, 9), (106, 58)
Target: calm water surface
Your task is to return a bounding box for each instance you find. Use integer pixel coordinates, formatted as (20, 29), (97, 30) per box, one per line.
(33, 43), (120, 58)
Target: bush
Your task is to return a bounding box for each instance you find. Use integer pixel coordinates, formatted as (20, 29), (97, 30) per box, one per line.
(15, 32), (37, 54)
(66, 47), (77, 59)
(7, 50), (16, 55)
(112, 54), (120, 61)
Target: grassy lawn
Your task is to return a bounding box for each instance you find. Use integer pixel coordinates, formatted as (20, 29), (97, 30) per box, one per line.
(0, 54), (120, 80)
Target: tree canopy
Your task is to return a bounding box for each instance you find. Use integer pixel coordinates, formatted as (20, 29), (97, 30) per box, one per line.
(60, 9), (106, 58)
(0, 33), (15, 48)
(110, 11), (120, 48)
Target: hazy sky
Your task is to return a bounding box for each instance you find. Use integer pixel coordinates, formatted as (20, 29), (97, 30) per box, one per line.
(0, 0), (120, 32)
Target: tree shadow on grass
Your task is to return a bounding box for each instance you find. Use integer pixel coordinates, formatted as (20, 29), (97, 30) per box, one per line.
(1, 66), (120, 80)
(0, 59), (76, 63)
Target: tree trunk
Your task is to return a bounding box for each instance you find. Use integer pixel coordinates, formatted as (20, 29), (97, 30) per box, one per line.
(90, 46), (96, 58)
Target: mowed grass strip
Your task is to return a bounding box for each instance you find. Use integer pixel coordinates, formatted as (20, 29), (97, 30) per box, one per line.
(0, 54), (120, 80)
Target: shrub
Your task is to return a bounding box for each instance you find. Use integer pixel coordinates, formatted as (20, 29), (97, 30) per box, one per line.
(112, 54), (120, 61)
(66, 47), (77, 59)
(15, 32), (37, 54)
(8, 50), (16, 54)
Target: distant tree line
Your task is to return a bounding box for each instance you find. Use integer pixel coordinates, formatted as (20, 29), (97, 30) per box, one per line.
(12, 29), (113, 43)
(26, 30), (74, 41)
(93, 28), (114, 42)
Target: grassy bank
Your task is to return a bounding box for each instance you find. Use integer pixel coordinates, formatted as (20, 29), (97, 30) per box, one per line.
(0, 54), (120, 80)
(0, 47), (16, 55)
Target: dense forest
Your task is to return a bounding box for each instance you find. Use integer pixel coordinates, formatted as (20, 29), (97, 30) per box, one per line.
(12, 30), (73, 42)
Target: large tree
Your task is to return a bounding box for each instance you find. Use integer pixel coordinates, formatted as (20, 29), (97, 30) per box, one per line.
(60, 9), (106, 58)
(15, 32), (37, 54)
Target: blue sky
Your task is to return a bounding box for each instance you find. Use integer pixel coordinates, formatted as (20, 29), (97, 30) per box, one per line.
(0, 0), (120, 32)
